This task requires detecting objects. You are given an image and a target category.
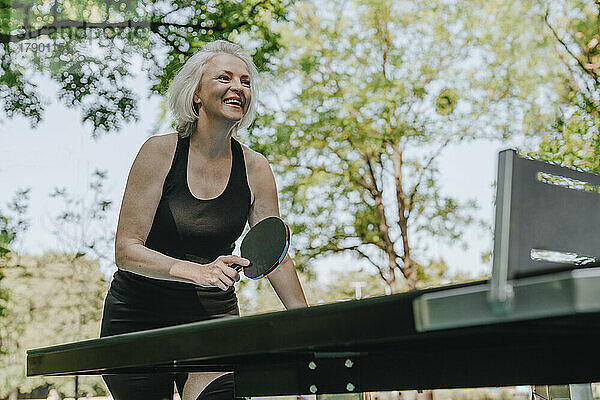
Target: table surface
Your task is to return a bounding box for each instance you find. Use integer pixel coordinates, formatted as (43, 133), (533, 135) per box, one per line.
(27, 268), (600, 396)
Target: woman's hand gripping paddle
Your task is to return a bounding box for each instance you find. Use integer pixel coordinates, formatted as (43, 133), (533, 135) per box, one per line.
(232, 216), (290, 279)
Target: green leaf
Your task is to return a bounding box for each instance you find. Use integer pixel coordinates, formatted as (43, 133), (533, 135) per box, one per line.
(435, 88), (458, 116)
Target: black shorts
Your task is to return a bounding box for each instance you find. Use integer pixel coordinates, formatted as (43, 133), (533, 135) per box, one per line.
(100, 270), (240, 400)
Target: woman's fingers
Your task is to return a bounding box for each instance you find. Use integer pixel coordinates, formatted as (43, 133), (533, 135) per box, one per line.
(221, 264), (241, 282)
(217, 254), (250, 268)
(215, 280), (228, 291)
(192, 255), (250, 290)
(217, 255), (249, 284)
(216, 264), (237, 287)
(219, 275), (235, 289)
(212, 256), (247, 289)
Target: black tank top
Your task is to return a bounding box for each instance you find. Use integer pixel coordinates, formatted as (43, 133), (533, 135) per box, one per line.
(109, 135), (251, 316)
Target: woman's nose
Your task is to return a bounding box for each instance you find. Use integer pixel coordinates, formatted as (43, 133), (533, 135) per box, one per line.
(230, 77), (245, 90)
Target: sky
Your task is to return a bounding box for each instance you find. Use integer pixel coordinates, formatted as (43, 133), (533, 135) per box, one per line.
(0, 55), (510, 283)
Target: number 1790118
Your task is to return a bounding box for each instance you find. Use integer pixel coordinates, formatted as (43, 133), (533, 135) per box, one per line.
(18, 42), (68, 53)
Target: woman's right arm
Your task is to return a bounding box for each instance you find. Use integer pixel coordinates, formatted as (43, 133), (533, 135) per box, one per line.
(114, 134), (247, 291)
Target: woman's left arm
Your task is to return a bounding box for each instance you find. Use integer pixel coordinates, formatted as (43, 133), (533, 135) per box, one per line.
(246, 150), (308, 310)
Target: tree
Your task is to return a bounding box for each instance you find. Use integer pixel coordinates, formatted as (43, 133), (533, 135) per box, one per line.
(0, 216), (16, 398)
(244, 0), (545, 293)
(0, 171), (113, 397)
(237, 258), (478, 315)
(0, 191), (29, 400)
(49, 169), (115, 276)
(530, 0), (600, 172)
(1, 0), (291, 136)
(0, 189), (29, 256)
(237, 268), (386, 315)
(0, 215), (14, 260)
(0, 252), (108, 398)
(44, 169), (116, 398)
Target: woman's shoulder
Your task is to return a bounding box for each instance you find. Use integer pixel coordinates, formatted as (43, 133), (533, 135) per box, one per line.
(131, 133), (179, 176)
(142, 132), (178, 152)
(239, 142), (270, 173)
(137, 133), (178, 160)
(237, 141), (279, 205)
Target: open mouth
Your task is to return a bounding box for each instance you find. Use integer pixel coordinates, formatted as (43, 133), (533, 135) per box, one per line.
(223, 98), (243, 109)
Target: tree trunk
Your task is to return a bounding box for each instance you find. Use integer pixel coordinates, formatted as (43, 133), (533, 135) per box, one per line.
(391, 143), (418, 290)
(404, 257), (418, 290)
(364, 153), (401, 292)
(389, 268), (404, 294)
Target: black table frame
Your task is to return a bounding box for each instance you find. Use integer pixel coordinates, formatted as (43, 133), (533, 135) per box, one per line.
(27, 277), (600, 396)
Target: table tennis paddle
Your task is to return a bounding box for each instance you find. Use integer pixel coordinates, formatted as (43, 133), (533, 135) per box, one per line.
(232, 216), (290, 279)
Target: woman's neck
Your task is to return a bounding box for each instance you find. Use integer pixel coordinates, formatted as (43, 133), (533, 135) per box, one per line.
(190, 114), (236, 159)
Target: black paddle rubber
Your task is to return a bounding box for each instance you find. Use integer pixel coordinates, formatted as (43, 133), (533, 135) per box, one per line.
(234, 216), (290, 279)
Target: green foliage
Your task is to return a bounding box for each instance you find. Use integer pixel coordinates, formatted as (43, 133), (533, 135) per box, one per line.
(435, 88), (459, 116)
(0, 43), (44, 128)
(236, 261), (484, 315)
(354, 208), (383, 247)
(0, 182), (112, 397)
(237, 268), (387, 315)
(0, 214), (12, 327)
(2, 0), (291, 135)
(0, 252), (109, 398)
(414, 258), (484, 290)
(0, 190), (30, 382)
(530, 1), (600, 173)
(465, 0), (563, 139)
(244, 0), (522, 291)
(0, 216), (15, 258)
(531, 112), (600, 173)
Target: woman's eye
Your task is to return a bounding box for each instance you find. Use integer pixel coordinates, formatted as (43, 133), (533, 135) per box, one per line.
(217, 75), (250, 86)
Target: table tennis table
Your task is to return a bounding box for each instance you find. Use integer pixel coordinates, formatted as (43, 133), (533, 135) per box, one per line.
(27, 150), (600, 397)
(26, 268), (600, 396)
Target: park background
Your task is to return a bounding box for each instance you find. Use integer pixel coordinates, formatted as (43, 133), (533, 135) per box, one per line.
(1, 0), (600, 398)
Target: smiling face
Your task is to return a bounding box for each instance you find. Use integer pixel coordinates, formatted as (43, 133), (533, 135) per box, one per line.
(193, 53), (252, 125)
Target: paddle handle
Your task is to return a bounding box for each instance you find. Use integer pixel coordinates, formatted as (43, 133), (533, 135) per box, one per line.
(232, 262), (251, 271)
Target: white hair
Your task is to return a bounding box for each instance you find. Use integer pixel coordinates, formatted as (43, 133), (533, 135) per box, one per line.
(168, 40), (259, 138)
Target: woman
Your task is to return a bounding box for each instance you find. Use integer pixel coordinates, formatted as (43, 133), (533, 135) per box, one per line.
(100, 40), (308, 400)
